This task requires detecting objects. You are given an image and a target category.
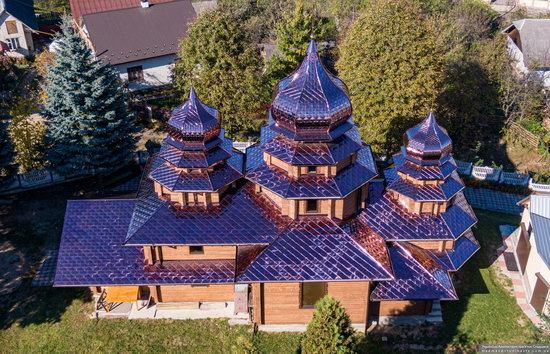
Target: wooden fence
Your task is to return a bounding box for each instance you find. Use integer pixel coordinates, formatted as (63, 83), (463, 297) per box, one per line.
(509, 122), (540, 149)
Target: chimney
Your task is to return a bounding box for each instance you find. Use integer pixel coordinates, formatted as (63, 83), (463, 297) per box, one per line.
(140, 0), (150, 8)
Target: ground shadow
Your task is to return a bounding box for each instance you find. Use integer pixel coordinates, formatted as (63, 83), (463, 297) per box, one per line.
(0, 167), (141, 330)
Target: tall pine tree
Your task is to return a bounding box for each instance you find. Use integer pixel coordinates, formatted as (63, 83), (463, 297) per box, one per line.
(266, 0), (336, 87)
(44, 17), (135, 176)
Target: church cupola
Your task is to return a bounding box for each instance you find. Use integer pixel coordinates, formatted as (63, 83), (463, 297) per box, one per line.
(386, 112), (463, 215)
(149, 88), (243, 207)
(270, 40), (353, 142)
(404, 112), (452, 166)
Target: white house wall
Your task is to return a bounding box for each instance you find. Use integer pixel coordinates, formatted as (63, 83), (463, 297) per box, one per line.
(519, 208), (550, 314)
(516, 0), (550, 10)
(114, 54), (176, 91)
(0, 12), (33, 57)
(506, 36), (550, 88)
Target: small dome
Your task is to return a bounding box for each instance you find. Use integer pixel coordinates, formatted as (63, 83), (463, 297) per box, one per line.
(404, 112), (452, 161)
(270, 41), (352, 141)
(167, 87), (221, 148)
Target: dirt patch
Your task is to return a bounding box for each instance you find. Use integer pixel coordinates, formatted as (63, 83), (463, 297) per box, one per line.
(0, 241), (25, 296)
(504, 139), (548, 173)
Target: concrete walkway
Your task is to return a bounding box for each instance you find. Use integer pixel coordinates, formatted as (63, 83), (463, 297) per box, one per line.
(494, 225), (542, 326)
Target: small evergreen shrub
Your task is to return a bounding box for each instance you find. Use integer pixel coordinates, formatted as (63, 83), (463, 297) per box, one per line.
(300, 295), (356, 354)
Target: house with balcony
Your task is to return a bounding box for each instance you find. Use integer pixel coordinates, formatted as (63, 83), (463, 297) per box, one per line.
(513, 195), (550, 315)
(69, 0), (213, 90)
(503, 19), (550, 87)
(0, 0), (37, 57)
(53, 41), (479, 329)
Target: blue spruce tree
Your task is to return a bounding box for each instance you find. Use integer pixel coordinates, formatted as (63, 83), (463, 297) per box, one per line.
(44, 17), (135, 176)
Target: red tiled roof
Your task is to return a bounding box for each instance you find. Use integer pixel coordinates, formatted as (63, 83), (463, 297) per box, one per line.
(70, 0), (176, 20)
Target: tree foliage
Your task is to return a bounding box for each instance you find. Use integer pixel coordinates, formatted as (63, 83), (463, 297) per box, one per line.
(44, 17), (135, 176)
(266, 0), (337, 87)
(300, 295), (356, 354)
(33, 49), (56, 104)
(173, 10), (269, 139)
(337, 0), (443, 154)
(8, 96), (47, 173)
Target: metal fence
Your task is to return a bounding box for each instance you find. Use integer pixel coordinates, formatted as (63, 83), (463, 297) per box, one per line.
(0, 151), (149, 194)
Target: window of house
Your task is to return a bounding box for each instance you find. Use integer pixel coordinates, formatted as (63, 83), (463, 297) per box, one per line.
(5, 21), (18, 34)
(307, 166), (317, 174)
(306, 199), (319, 213)
(127, 65), (144, 82)
(189, 246), (204, 254)
(6, 37), (20, 50)
(301, 282), (327, 308)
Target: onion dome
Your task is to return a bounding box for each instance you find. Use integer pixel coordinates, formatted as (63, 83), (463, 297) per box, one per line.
(404, 112), (452, 165)
(270, 40), (352, 142)
(165, 87), (221, 151)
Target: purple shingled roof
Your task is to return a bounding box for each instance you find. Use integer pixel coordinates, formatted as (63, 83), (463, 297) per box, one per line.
(431, 230), (480, 271)
(405, 112), (452, 161)
(386, 171), (464, 202)
(168, 87), (219, 139)
(370, 243), (457, 301)
(360, 183), (476, 241)
(271, 41), (351, 139)
(124, 183), (292, 246)
(54, 200), (236, 286)
(238, 217), (394, 282)
(247, 144), (377, 199)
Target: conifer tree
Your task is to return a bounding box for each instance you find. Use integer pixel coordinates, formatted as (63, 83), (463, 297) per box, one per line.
(174, 10), (269, 140)
(44, 17), (135, 176)
(266, 0), (336, 87)
(301, 295), (356, 354)
(337, 0), (443, 154)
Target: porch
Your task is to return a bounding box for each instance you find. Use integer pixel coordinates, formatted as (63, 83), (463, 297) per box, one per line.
(92, 293), (250, 323)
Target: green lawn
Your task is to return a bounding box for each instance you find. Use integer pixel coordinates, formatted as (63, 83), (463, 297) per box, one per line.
(0, 190), (544, 353)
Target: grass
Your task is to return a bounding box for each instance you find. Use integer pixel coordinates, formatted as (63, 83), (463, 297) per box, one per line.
(437, 210), (540, 350)
(0, 185), (544, 353)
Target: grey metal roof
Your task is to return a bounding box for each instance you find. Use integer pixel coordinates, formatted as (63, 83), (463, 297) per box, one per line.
(511, 19), (550, 68)
(82, 0), (196, 65)
(529, 195), (550, 268)
(1, 0), (37, 29)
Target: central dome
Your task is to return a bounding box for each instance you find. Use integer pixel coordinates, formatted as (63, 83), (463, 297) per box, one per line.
(270, 41), (352, 142)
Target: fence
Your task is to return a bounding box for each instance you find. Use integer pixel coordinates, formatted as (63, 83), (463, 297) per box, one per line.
(233, 141), (255, 153)
(455, 159), (550, 193)
(0, 150), (149, 194)
(509, 122), (540, 150)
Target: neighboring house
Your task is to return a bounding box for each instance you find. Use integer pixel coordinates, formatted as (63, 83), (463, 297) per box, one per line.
(0, 0), (37, 57)
(503, 19), (550, 87)
(69, 0), (215, 90)
(516, 0), (550, 11)
(53, 41), (479, 329)
(514, 194), (550, 315)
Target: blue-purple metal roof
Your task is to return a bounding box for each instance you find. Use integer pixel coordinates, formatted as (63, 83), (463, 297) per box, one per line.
(54, 200), (236, 286)
(393, 149), (457, 181)
(262, 134), (361, 166)
(247, 148), (376, 199)
(404, 112), (452, 162)
(432, 230), (480, 271)
(386, 171), (464, 202)
(270, 41), (352, 142)
(238, 218), (393, 282)
(124, 182), (292, 246)
(168, 87), (220, 141)
(159, 143), (231, 169)
(360, 183), (476, 241)
(371, 243), (458, 301)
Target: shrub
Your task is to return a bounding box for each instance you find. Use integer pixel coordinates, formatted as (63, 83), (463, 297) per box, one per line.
(300, 295), (356, 354)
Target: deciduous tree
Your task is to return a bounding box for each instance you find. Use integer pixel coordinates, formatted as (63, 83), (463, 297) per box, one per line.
(173, 10), (269, 139)
(337, 0), (443, 154)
